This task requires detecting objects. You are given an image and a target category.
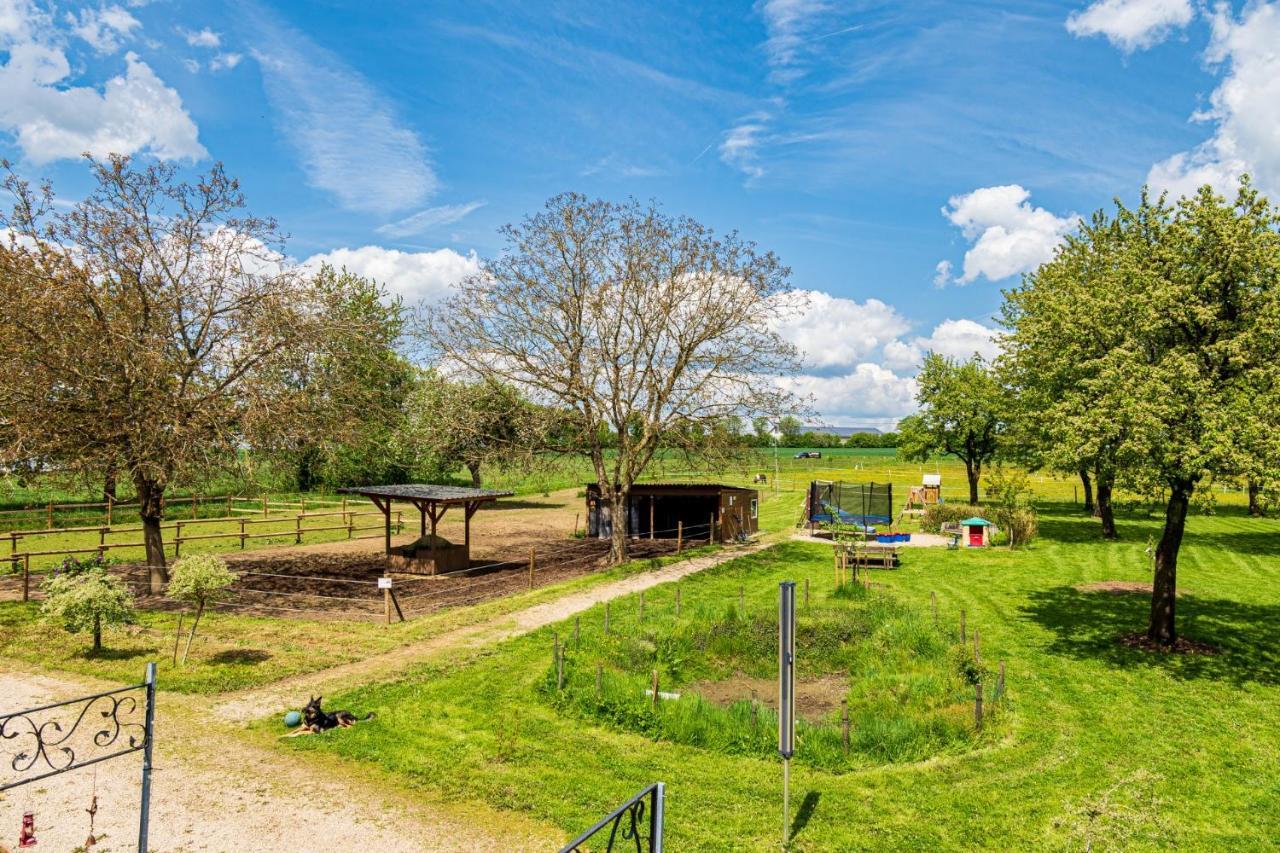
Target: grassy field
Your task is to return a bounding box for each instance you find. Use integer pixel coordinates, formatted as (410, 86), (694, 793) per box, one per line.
(274, 503), (1280, 850)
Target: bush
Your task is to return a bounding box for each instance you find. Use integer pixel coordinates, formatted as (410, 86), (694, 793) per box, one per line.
(921, 503), (985, 533)
(994, 506), (1038, 548)
(168, 554), (237, 663)
(41, 560), (135, 652)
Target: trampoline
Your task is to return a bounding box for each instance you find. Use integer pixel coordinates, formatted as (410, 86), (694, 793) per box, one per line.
(806, 481), (894, 532)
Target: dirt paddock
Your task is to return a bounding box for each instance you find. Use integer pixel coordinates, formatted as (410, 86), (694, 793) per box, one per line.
(116, 536), (682, 619)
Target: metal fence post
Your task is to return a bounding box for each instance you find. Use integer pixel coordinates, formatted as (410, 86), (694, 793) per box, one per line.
(650, 782), (665, 853)
(138, 661), (157, 852)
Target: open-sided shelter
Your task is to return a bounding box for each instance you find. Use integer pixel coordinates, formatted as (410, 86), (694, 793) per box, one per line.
(339, 484), (513, 574)
(586, 483), (759, 543)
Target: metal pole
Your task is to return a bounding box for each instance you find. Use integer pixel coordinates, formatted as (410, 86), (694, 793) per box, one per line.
(783, 757), (790, 848)
(138, 661), (157, 852)
(651, 782), (665, 853)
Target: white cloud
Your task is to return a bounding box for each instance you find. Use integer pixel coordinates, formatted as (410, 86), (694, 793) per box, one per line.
(376, 200), (486, 238)
(182, 58), (199, 73)
(932, 259), (952, 288)
(1146, 2), (1280, 201)
(939, 185), (1074, 284)
(0, 1), (203, 164)
(249, 9), (436, 215)
(769, 290), (910, 371)
(1066, 0), (1193, 51)
(720, 115), (769, 179)
(301, 245), (480, 304)
(67, 4), (140, 54)
(779, 363), (919, 424)
(209, 52), (241, 71)
(881, 319), (1001, 372)
(181, 27), (220, 48)
(758, 0), (827, 83)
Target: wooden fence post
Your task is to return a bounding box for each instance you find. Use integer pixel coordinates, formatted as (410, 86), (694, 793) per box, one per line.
(676, 521), (683, 553)
(346, 512), (353, 539)
(22, 554), (30, 603)
(174, 522), (182, 558)
(342, 495), (348, 513)
(960, 609), (967, 643)
(261, 496), (268, 518)
(709, 512), (716, 544)
(528, 548), (536, 590)
(191, 496), (198, 520)
(595, 663), (603, 698)
(573, 513), (579, 537)
(46, 502), (53, 528)
(804, 577), (810, 608)
(651, 669), (659, 707)
(98, 527), (107, 558)
(106, 496), (113, 526)
(841, 699), (850, 755)
(975, 682), (984, 730)
(974, 628), (981, 664)
(675, 584), (681, 617)
(226, 495), (232, 516)
(295, 514), (303, 545)
(573, 616), (580, 645)
(239, 518), (246, 550)
(383, 578), (391, 625)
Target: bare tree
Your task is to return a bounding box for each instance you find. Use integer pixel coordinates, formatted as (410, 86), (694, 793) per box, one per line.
(427, 193), (802, 563)
(0, 156), (349, 592)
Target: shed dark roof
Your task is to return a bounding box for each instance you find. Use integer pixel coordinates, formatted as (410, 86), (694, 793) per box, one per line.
(338, 484), (514, 504)
(586, 482), (757, 493)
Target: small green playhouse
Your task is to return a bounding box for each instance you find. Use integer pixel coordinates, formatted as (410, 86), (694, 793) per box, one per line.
(960, 516), (994, 547)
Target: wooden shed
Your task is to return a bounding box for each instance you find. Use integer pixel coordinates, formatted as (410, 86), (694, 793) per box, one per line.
(586, 482), (759, 544)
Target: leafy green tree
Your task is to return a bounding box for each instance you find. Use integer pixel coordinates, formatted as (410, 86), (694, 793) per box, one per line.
(41, 558), (135, 653)
(777, 416), (804, 446)
(167, 554), (237, 664)
(1001, 211), (1126, 538)
(898, 354), (1004, 504)
(1004, 178), (1280, 645)
(398, 371), (546, 486)
(270, 265), (413, 490)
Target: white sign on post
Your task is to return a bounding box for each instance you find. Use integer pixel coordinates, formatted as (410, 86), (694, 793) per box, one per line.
(378, 576), (393, 589)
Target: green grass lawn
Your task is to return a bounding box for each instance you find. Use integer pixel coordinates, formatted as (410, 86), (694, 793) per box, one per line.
(275, 503), (1280, 850)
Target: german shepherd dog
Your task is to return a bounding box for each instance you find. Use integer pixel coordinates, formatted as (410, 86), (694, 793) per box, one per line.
(284, 696), (374, 736)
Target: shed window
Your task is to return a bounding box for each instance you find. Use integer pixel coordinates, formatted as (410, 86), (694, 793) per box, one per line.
(750, 498), (758, 519)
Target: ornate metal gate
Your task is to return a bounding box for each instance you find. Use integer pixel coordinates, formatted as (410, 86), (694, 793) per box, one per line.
(560, 782), (664, 852)
(1, 662), (157, 851)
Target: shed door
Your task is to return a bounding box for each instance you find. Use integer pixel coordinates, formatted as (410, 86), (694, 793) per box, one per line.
(968, 527), (983, 547)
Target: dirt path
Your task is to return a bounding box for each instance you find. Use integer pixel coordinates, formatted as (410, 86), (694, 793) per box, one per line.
(0, 673), (555, 852)
(214, 541), (766, 721)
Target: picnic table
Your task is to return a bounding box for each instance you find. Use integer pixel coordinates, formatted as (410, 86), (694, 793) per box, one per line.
(833, 540), (900, 569)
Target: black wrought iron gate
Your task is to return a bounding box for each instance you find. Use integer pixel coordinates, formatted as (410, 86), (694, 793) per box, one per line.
(560, 782), (664, 852)
(1, 662), (157, 851)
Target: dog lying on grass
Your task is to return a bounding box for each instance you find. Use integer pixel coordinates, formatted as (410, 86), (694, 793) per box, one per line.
(283, 696), (375, 737)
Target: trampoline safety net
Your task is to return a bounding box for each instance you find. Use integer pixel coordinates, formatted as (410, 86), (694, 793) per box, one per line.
(806, 480), (894, 530)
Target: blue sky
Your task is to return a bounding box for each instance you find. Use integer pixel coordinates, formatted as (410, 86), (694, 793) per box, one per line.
(3, 0), (1277, 426)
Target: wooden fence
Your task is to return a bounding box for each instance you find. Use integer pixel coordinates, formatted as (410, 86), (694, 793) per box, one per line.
(5, 507), (405, 602)
(0, 493), (361, 529)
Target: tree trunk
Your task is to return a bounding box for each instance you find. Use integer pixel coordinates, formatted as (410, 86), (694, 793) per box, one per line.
(1148, 479), (1193, 646)
(296, 445), (320, 493)
(182, 600), (205, 665)
(1079, 466), (1094, 514)
(103, 468), (117, 501)
(965, 461), (980, 505)
(1248, 479), (1263, 517)
(1095, 471), (1117, 540)
(135, 475), (168, 594)
(93, 613), (102, 652)
(608, 484), (630, 565)
(466, 460), (483, 488)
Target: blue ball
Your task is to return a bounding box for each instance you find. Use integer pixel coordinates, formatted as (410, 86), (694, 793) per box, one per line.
(284, 710), (302, 728)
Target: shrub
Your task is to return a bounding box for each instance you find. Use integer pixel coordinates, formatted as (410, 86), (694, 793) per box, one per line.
(167, 554), (237, 664)
(994, 506), (1038, 548)
(921, 503), (985, 533)
(41, 561), (135, 652)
